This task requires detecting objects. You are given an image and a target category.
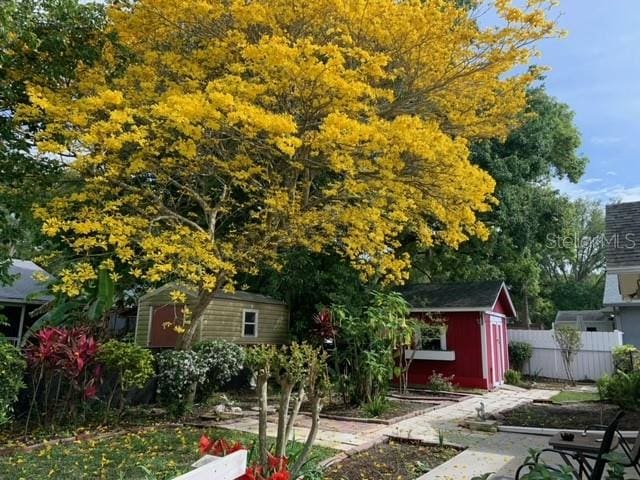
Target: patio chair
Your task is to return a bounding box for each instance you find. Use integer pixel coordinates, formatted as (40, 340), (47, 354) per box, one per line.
(583, 417), (640, 476)
(515, 411), (625, 480)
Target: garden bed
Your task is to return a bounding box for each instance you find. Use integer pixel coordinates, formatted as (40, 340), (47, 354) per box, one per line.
(317, 400), (440, 424)
(494, 402), (640, 430)
(322, 437), (462, 480)
(389, 389), (472, 402)
(0, 425), (337, 479)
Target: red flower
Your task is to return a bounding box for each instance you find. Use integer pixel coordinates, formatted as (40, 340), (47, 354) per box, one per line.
(269, 472), (290, 480)
(199, 435), (214, 455)
(199, 435), (245, 456)
(267, 452), (288, 471)
(239, 465), (263, 480)
(83, 384), (98, 399)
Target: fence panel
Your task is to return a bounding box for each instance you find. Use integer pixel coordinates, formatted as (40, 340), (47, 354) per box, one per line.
(507, 329), (624, 381)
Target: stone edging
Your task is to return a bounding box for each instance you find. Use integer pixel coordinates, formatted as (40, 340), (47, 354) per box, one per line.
(498, 425), (639, 439)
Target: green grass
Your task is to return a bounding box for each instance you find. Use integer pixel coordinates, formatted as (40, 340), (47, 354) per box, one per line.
(551, 390), (601, 404)
(0, 426), (337, 480)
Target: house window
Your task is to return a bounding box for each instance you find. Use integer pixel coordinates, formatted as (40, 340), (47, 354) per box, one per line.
(417, 325), (447, 351)
(243, 309), (259, 337)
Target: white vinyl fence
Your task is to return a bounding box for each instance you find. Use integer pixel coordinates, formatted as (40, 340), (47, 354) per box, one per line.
(508, 329), (624, 381)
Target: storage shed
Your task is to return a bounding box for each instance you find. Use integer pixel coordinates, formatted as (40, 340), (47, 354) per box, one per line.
(399, 281), (517, 390)
(134, 284), (289, 348)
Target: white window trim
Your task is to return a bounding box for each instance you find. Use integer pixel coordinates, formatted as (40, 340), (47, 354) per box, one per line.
(242, 309), (259, 338)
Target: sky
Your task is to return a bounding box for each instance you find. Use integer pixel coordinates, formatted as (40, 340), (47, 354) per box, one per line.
(533, 1), (640, 203)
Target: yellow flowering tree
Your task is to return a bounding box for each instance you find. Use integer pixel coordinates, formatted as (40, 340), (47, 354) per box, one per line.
(27, 0), (558, 348)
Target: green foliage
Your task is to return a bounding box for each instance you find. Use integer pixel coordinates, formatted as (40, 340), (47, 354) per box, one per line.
(331, 291), (412, 405)
(362, 395), (390, 418)
(597, 371), (640, 411)
(156, 350), (207, 416)
(426, 371), (454, 392)
(97, 340), (154, 391)
(612, 344), (640, 374)
(0, 340), (26, 425)
(193, 340), (245, 400)
(553, 325), (582, 385)
(505, 369), (522, 386)
(509, 341), (533, 372)
(516, 448), (575, 479)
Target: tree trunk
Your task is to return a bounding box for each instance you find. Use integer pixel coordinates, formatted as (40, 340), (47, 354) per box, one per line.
(284, 383), (305, 448)
(178, 290), (216, 350)
(257, 373), (269, 466)
(291, 394), (322, 476)
(522, 284), (531, 329)
(275, 381), (294, 457)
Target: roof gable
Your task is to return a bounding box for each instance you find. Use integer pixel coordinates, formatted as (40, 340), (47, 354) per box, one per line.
(399, 281), (516, 316)
(0, 260), (52, 303)
(605, 201), (640, 270)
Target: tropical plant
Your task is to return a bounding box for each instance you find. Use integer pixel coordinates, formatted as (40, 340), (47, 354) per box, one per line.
(553, 325), (582, 385)
(509, 341), (533, 373)
(505, 369), (522, 386)
(23, 326), (102, 431)
(97, 339), (155, 418)
(363, 395), (390, 418)
(612, 344), (639, 374)
(0, 340), (26, 425)
(426, 371), (455, 392)
(29, 0), (559, 351)
(155, 349), (207, 416)
(192, 340), (245, 401)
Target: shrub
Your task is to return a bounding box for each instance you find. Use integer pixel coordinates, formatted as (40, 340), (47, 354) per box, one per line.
(156, 350), (207, 415)
(612, 344), (640, 373)
(97, 340), (155, 416)
(509, 341), (533, 373)
(504, 369), (522, 386)
(363, 394), (390, 417)
(0, 340), (26, 425)
(426, 371), (454, 392)
(597, 371), (640, 411)
(553, 325), (582, 385)
(192, 340), (245, 401)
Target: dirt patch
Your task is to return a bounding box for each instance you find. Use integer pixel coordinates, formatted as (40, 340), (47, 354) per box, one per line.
(320, 400), (438, 421)
(323, 439), (460, 480)
(495, 402), (640, 430)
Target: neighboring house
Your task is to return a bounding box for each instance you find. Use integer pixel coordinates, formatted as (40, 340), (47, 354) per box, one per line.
(134, 284), (289, 348)
(398, 281), (516, 390)
(603, 201), (640, 347)
(553, 310), (615, 332)
(0, 260), (52, 345)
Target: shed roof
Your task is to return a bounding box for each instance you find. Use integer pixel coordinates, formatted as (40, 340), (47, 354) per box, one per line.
(605, 201), (640, 271)
(139, 283), (286, 305)
(398, 280), (515, 315)
(0, 260), (52, 303)
(554, 310), (608, 324)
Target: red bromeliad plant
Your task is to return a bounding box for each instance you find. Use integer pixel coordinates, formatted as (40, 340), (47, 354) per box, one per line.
(199, 435), (290, 480)
(23, 326), (102, 432)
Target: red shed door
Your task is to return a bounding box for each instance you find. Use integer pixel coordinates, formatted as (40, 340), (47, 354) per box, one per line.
(488, 315), (507, 387)
(149, 304), (185, 347)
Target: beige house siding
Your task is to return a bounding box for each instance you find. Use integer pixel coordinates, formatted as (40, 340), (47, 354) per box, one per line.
(135, 287), (288, 347)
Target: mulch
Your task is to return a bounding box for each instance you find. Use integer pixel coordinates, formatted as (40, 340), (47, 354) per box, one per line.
(494, 402), (640, 430)
(322, 439), (460, 480)
(320, 400), (438, 420)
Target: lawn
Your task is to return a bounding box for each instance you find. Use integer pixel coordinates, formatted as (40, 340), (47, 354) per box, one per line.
(550, 390), (601, 404)
(0, 426), (337, 480)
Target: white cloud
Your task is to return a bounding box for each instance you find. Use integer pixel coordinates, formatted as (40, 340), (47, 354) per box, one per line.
(606, 171), (618, 176)
(582, 178), (604, 184)
(552, 178), (640, 203)
(590, 136), (623, 145)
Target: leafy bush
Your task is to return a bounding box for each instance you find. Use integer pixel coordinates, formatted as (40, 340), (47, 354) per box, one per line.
(426, 371), (454, 392)
(193, 340), (245, 400)
(509, 341), (533, 372)
(363, 395), (390, 417)
(504, 369), (522, 386)
(0, 341), (26, 425)
(553, 325), (582, 385)
(97, 340), (155, 416)
(156, 350), (207, 415)
(597, 371), (640, 411)
(612, 344), (639, 374)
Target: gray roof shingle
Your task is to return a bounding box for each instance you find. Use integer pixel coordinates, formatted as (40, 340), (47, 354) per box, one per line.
(0, 260), (52, 303)
(605, 201), (640, 270)
(555, 310), (607, 323)
(398, 280), (506, 311)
